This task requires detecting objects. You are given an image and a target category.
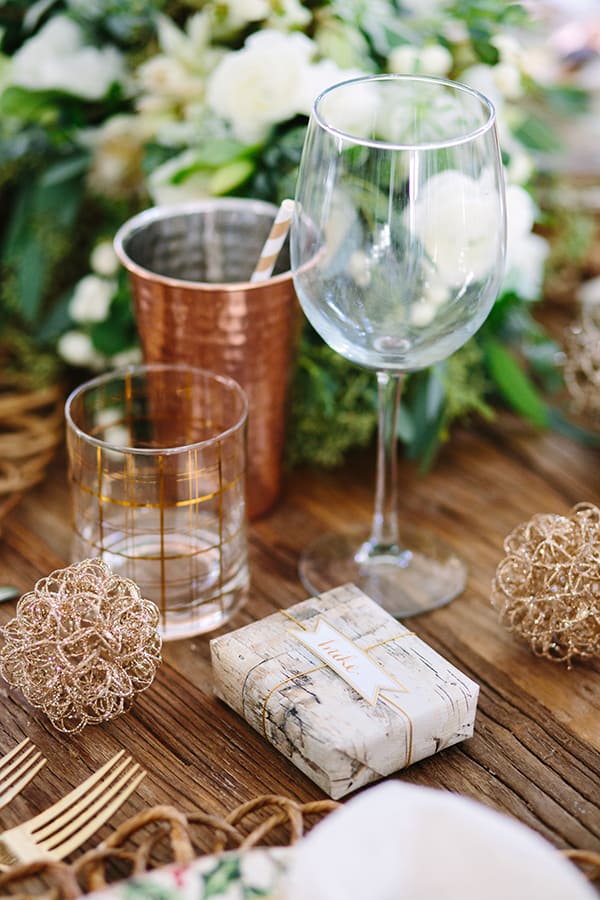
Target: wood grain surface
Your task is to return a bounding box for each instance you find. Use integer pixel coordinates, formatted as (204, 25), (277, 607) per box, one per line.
(0, 414), (599, 871)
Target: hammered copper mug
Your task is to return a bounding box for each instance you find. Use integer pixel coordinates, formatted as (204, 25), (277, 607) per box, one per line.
(114, 199), (300, 519)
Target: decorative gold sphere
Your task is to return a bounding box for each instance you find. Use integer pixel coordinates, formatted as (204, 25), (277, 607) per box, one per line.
(0, 558), (162, 732)
(491, 503), (600, 664)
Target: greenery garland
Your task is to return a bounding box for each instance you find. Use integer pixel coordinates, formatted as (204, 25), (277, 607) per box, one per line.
(0, 0), (594, 466)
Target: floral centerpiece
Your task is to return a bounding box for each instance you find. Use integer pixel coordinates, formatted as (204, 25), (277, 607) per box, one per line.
(0, 0), (590, 467)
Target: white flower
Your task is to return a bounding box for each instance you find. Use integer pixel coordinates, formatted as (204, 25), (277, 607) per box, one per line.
(10, 15), (126, 100)
(490, 34), (522, 67)
(503, 231), (549, 301)
(389, 44), (452, 77)
(300, 60), (364, 117)
(206, 30), (315, 142)
(111, 346), (143, 367)
(410, 300), (436, 327)
(492, 63), (523, 100)
(220, 0), (270, 31)
(411, 170), (501, 287)
(388, 44), (419, 73)
(137, 55), (203, 103)
(69, 275), (115, 323)
(267, 0), (311, 29)
(502, 184), (549, 300)
(90, 241), (119, 277)
(57, 331), (104, 368)
(84, 114), (147, 196)
(506, 151), (534, 185)
(419, 45), (453, 76)
(316, 73), (377, 140)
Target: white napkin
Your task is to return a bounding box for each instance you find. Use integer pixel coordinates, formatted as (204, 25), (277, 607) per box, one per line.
(284, 782), (595, 900)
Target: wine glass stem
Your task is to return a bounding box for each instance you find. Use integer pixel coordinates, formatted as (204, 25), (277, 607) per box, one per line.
(369, 370), (403, 552)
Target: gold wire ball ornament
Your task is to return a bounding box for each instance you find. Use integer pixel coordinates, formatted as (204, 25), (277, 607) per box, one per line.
(563, 303), (600, 421)
(491, 503), (600, 665)
(0, 558), (162, 733)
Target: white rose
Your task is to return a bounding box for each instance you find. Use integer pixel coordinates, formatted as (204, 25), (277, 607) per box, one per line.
(315, 73), (377, 141)
(388, 45), (419, 73)
(206, 30), (315, 142)
(69, 275), (115, 323)
(501, 184), (548, 300)
(90, 241), (119, 277)
(10, 15), (126, 100)
(490, 34), (522, 67)
(492, 63), (523, 100)
(299, 60), (364, 117)
(503, 232), (549, 301)
(58, 331), (105, 368)
(138, 55), (202, 102)
(506, 151), (534, 185)
(223, 0), (270, 30)
(267, 0), (311, 29)
(505, 184), (537, 251)
(419, 45), (453, 76)
(412, 170), (501, 287)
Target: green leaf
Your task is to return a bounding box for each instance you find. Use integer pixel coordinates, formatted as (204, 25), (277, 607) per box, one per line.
(202, 858), (241, 897)
(540, 85), (589, 116)
(512, 114), (562, 153)
(483, 337), (549, 428)
(209, 159), (255, 195)
(547, 408), (600, 448)
(41, 154), (90, 186)
(1, 172), (84, 323)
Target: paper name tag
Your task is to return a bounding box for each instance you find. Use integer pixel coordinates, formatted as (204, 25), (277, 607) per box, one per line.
(291, 618), (408, 705)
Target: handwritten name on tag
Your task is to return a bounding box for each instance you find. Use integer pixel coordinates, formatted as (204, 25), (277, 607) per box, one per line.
(292, 618), (406, 705)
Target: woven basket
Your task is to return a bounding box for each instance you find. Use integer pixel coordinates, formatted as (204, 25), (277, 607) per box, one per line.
(0, 377), (64, 523)
(0, 795), (339, 899)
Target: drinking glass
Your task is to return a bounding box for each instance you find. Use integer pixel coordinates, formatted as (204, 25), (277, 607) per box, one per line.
(290, 74), (506, 618)
(66, 364), (249, 640)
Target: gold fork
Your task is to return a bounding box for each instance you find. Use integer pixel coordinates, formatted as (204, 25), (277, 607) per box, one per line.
(0, 739), (46, 811)
(0, 750), (145, 869)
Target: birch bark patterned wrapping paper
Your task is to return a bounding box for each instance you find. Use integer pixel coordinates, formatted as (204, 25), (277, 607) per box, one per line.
(210, 584), (479, 799)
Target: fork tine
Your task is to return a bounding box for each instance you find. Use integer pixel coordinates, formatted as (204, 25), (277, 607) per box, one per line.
(0, 742), (37, 783)
(25, 750), (125, 830)
(32, 755), (133, 840)
(40, 768), (146, 859)
(0, 754), (46, 808)
(0, 740), (33, 772)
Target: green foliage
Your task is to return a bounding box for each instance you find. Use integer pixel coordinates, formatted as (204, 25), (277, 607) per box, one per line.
(1, 170), (84, 324)
(286, 329), (378, 468)
(482, 336), (549, 428)
(89, 271), (138, 356)
(202, 858), (241, 898)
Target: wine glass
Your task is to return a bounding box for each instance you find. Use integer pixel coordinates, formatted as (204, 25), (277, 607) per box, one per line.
(290, 74), (506, 618)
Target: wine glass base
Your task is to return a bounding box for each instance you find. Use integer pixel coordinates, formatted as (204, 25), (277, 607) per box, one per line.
(298, 527), (467, 619)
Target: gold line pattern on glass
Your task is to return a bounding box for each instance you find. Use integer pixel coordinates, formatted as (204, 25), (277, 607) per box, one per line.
(66, 365), (249, 640)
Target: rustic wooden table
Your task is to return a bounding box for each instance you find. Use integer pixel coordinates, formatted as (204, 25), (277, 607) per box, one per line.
(0, 415), (599, 874)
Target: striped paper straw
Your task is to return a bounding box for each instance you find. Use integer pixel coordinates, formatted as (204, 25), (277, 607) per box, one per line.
(250, 198), (295, 283)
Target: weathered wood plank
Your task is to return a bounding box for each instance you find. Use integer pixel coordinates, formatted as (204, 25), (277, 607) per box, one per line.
(0, 416), (597, 869)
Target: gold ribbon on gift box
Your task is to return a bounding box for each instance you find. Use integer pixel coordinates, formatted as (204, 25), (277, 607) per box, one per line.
(260, 608), (417, 766)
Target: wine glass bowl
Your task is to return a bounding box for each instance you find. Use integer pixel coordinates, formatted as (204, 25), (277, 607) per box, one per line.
(291, 74), (506, 618)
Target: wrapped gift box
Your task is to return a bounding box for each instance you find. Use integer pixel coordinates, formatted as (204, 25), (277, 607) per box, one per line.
(210, 583), (479, 799)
